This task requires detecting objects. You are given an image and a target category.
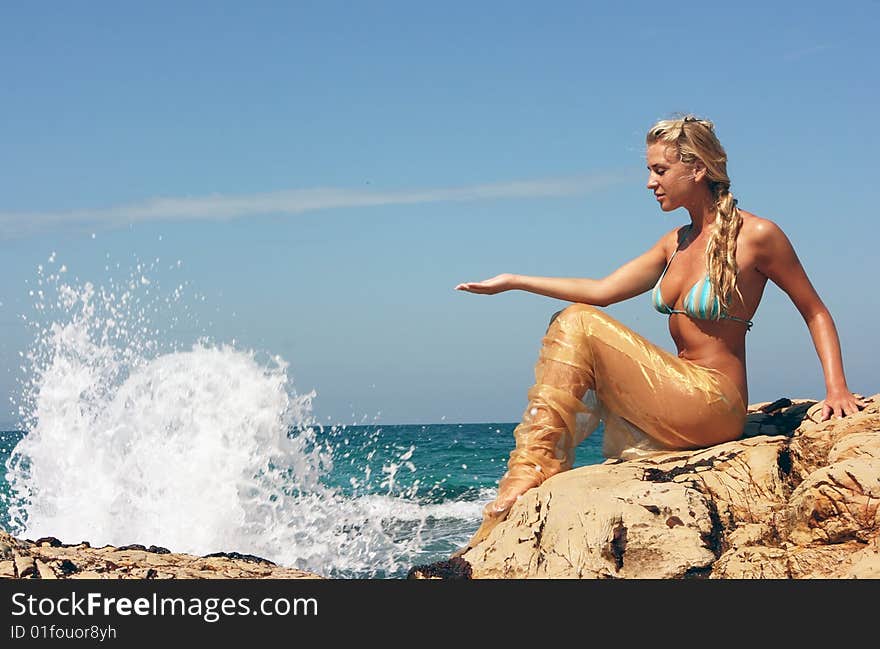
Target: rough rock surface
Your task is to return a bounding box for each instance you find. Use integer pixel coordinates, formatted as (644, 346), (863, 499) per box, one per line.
(410, 393), (880, 579)
(0, 533), (322, 579)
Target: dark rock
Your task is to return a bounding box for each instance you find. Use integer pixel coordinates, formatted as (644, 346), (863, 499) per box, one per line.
(204, 551), (274, 565)
(35, 537), (63, 547)
(407, 557), (473, 580)
(56, 559), (78, 576)
(147, 546), (171, 554)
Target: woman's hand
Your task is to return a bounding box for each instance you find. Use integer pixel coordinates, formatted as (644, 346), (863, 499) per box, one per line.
(455, 273), (518, 295)
(820, 388), (868, 421)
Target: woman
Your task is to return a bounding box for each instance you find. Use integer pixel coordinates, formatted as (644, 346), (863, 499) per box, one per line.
(454, 114), (866, 553)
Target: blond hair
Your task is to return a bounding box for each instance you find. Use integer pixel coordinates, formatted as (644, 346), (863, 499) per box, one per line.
(646, 114), (743, 314)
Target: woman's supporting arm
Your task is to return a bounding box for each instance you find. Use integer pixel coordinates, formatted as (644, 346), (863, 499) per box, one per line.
(802, 308), (862, 417)
(753, 220), (867, 420)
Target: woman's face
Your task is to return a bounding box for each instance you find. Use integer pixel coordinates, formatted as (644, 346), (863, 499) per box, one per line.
(645, 142), (701, 212)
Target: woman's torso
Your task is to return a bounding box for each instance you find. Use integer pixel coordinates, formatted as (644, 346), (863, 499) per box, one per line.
(655, 211), (769, 407)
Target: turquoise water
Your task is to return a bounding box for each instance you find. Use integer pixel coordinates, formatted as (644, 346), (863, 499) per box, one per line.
(311, 422), (604, 502)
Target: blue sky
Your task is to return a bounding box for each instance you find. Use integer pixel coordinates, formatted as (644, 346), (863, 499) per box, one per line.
(1, 1), (878, 427)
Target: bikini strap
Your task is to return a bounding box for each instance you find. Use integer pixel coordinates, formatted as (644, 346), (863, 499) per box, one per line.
(662, 224), (692, 273)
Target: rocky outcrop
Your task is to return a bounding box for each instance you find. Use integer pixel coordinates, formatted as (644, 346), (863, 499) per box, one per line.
(0, 533), (322, 579)
(410, 393), (880, 579)
(5, 394), (876, 580)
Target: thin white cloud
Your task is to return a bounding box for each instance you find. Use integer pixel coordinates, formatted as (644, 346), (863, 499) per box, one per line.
(0, 174), (622, 240)
(782, 43), (833, 62)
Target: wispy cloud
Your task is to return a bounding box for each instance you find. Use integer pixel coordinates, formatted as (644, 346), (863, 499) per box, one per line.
(0, 174), (622, 240)
(782, 43), (833, 62)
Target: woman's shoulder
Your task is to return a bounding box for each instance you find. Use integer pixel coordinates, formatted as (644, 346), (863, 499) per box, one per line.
(738, 210), (795, 257)
(738, 210), (788, 243)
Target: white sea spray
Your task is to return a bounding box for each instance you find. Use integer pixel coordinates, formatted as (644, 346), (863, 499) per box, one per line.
(2, 255), (463, 577)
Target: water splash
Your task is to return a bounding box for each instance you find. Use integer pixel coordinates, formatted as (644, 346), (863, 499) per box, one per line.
(2, 254), (457, 578)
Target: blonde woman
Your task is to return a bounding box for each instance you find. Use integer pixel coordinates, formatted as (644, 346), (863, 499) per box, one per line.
(455, 114), (866, 552)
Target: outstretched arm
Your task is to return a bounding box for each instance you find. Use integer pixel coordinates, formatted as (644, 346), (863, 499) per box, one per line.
(455, 232), (670, 307)
(753, 221), (866, 420)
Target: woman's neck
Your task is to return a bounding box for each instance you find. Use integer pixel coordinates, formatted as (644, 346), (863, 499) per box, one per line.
(685, 196), (717, 237)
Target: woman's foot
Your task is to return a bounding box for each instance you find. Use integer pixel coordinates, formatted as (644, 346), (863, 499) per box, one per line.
(451, 502), (510, 558)
(450, 471), (541, 557)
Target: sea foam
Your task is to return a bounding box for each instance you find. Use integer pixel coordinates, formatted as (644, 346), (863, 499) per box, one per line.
(3, 255), (455, 578)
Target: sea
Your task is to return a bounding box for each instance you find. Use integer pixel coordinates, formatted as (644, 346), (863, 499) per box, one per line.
(0, 256), (607, 579)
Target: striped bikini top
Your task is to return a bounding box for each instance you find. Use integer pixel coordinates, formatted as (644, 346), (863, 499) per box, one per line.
(651, 225), (754, 331)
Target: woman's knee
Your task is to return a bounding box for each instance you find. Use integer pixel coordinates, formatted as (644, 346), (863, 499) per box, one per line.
(547, 303), (602, 334)
(547, 309), (564, 330)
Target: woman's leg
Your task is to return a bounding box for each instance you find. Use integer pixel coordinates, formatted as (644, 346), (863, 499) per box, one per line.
(456, 303), (746, 554)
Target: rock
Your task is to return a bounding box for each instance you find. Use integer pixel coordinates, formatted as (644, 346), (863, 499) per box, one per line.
(14, 556), (36, 579)
(407, 557), (472, 580)
(0, 561), (15, 578)
(412, 392), (879, 579)
(35, 559), (57, 580)
(35, 537), (63, 547)
(786, 458), (880, 545)
(0, 532), (323, 580)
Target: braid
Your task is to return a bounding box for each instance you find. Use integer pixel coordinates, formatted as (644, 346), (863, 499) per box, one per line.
(706, 186), (744, 313)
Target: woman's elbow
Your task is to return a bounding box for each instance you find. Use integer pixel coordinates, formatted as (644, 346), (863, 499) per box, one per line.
(591, 289), (631, 308)
(802, 303), (833, 326)
(588, 282), (613, 307)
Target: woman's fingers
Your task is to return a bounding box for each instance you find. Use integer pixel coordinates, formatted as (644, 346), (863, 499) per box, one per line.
(845, 396), (868, 416)
(821, 393), (869, 420)
(455, 274), (512, 294)
(455, 281), (494, 294)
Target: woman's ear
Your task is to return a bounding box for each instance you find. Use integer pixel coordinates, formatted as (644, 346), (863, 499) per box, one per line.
(692, 162), (707, 183)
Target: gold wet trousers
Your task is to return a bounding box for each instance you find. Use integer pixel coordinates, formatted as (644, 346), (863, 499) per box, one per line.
(460, 303), (747, 553)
